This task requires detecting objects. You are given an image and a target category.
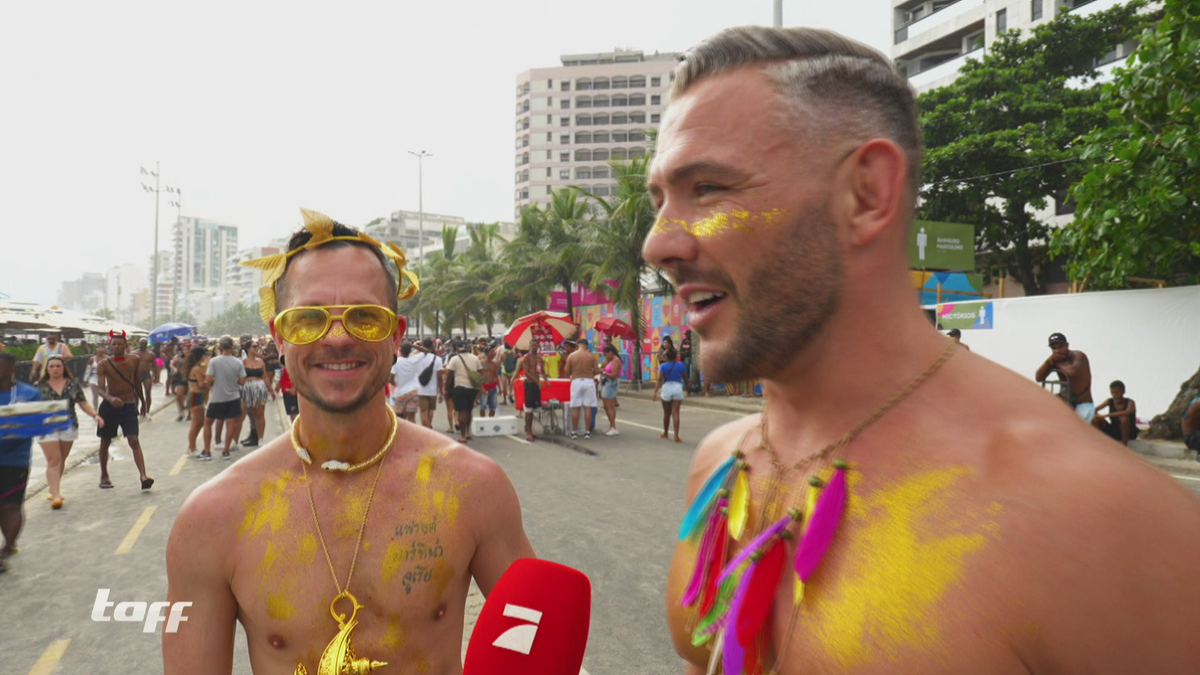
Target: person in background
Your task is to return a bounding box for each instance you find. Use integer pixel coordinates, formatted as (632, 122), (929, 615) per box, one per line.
(1182, 395), (1200, 454)
(36, 355), (103, 509)
(202, 335), (246, 461)
(1093, 380), (1138, 446)
(278, 364), (298, 423)
(478, 345), (501, 419)
(183, 347), (209, 456)
(153, 342), (164, 384)
(238, 342), (269, 449)
(653, 345), (687, 443)
(499, 344), (518, 405)
(262, 341), (280, 398)
(1036, 332), (1095, 421)
(389, 342), (423, 424)
(600, 344), (623, 436)
(83, 345), (107, 411)
(30, 332), (72, 382)
(947, 328), (971, 351)
(170, 350), (189, 421)
(680, 329), (696, 394)
(134, 338), (156, 419)
(446, 342), (483, 443)
(0, 352), (41, 572)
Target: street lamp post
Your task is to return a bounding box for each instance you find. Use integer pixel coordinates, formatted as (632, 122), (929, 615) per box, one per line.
(166, 186), (182, 320)
(408, 150), (432, 339)
(140, 162), (163, 329)
(774, 0), (783, 27)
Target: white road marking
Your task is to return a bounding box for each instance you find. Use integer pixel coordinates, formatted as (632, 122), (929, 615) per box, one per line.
(620, 420), (668, 433)
(503, 435), (531, 445)
(1171, 474), (1200, 482)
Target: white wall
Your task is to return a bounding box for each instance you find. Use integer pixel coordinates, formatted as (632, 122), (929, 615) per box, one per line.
(934, 286), (1200, 420)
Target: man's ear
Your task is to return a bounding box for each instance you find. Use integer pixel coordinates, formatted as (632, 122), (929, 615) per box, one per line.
(844, 138), (908, 248)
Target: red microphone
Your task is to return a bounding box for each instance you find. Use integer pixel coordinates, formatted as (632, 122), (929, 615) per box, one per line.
(463, 558), (591, 675)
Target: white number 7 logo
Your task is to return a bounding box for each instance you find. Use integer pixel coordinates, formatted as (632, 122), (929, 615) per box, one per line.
(492, 604), (544, 655)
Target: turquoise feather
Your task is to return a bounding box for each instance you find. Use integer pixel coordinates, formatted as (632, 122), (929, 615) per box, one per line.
(677, 454), (737, 541)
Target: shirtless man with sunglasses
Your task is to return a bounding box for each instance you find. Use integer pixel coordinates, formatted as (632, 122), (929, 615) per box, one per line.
(164, 212), (534, 675)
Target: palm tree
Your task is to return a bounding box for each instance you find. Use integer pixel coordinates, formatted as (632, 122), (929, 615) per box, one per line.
(574, 155), (669, 387)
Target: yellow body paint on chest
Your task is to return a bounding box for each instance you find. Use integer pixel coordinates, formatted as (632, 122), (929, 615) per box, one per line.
(239, 473), (298, 538)
(803, 466), (1000, 668)
(653, 208), (788, 238)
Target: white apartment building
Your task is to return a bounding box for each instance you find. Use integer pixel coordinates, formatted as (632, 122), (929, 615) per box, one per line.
(513, 49), (681, 218)
(225, 246), (282, 311)
(364, 210), (467, 264)
(172, 216), (239, 317)
(893, 0), (1138, 94)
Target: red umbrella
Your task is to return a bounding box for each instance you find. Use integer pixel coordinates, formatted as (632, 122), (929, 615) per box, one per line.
(593, 316), (637, 340)
(504, 311), (577, 351)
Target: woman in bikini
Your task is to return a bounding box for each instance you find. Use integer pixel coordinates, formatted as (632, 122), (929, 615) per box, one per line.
(600, 345), (623, 436)
(238, 343), (269, 449)
(184, 347), (209, 457)
(36, 356), (104, 509)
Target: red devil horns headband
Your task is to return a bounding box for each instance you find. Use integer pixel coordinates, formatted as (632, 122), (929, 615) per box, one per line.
(109, 330), (127, 339)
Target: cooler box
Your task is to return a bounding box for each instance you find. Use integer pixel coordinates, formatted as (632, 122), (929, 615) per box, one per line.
(472, 415), (520, 437)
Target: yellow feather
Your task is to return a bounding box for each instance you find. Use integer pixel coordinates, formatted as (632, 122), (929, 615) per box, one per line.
(794, 572), (804, 606)
(728, 469), (750, 541)
(802, 481), (820, 533)
(258, 287), (277, 324)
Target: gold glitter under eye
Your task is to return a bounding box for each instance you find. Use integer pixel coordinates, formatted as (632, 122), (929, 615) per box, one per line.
(652, 208), (789, 237)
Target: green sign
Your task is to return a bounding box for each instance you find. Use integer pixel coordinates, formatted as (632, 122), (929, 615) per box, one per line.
(909, 220), (975, 271)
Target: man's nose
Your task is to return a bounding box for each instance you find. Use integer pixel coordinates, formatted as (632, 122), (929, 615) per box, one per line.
(641, 211), (700, 272)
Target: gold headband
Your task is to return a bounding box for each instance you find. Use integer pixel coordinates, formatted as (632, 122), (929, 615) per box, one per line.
(240, 208), (420, 324)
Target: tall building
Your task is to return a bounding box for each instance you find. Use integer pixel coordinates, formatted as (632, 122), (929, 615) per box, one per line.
(364, 210), (467, 264)
(226, 246), (281, 310)
(106, 263), (147, 324)
(57, 272), (107, 313)
(172, 216), (239, 317)
(513, 49), (681, 217)
(892, 0), (1137, 94)
(149, 250), (173, 323)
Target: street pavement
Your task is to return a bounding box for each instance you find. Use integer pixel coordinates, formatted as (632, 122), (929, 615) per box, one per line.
(6, 382), (1200, 675)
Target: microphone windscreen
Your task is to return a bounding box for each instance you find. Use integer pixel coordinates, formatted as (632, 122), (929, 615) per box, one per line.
(463, 558), (591, 675)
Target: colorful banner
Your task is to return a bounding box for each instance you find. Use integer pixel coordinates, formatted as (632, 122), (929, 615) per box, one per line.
(912, 270), (986, 305)
(547, 281), (619, 312)
(575, 293), (691, 380)
(936, 301), (994, 330)
(529, 324), (557, 354)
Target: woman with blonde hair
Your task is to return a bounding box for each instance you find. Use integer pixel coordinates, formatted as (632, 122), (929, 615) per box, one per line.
(36, 355), (104, 508)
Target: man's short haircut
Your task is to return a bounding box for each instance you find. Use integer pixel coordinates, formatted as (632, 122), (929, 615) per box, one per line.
(218, 335), (235, 351)
(1110, 380), (1126, 390)
(670, 26), (922, 200)
(0, 352), (15, 367)
(947, 328), (962, 338)
(422, 338), (434, 350)
(579, 339), (589, 349)
(275, 221), (399, 314)
(400, 343), (413, 357)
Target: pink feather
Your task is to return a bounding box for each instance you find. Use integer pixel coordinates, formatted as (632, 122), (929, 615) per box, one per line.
(722, 566), (755, 675)
(794, 466), (848, 582)
(718, 515), (792, 583)
(681, 498), (726, 607)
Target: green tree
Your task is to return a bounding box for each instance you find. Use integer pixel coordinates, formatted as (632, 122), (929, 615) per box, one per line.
(1051, 0), (1200, 289)
(93, 308), (116, 320)
(203, 302), (267, 337)
(574, 155), (671, 385)
(918, 1), (1152, 295)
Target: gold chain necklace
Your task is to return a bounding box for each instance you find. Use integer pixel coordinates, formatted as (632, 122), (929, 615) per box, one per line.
(747, 341), (958, 672)
(292, 406), (398, 472)
(291, 409), (398, 675)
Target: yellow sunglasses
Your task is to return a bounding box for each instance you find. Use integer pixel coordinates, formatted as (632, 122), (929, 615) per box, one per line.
(274, 305), (400, 345)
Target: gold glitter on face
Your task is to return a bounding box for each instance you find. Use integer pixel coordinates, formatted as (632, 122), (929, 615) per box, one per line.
(652, 208), (789, 238)
(803, 466), (1000, 667)
(327, 324), (349, 339)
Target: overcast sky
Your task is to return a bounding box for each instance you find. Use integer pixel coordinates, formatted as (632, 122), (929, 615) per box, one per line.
(1, 0), (890, 306)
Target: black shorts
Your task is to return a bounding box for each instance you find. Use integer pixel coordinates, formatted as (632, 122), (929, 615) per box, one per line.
(206, 399), (242, 420)
(97, 401), (139, 439)
(283, 393), (299, 416)
(523, 380), (542, 410)
(0, 466), (30, 504)
(452, 386), (478, 412)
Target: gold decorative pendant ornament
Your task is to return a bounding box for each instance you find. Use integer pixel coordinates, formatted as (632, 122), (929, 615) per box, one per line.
(294, 591), (387, 675)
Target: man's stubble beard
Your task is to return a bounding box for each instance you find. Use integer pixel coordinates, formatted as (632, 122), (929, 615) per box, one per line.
(292, 356), (391, 415)
(698, 200), (843, 384)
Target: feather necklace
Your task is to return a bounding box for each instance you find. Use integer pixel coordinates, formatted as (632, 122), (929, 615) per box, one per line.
(678, 343), (957, 674)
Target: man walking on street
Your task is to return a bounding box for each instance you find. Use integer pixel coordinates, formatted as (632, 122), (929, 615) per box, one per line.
(564, 338), (600, 439)
(414, 338), (443, 429)
(517, 348), (547, 442)
(446, 343), (482, 443)
(164, 210), (534, 675)
(95, 332), (153, 489)
(135, 338), (156, 419)
(0, 352), (40, 572)
(202, 336), (246, 460)
(1036, 332), (1095, 421)
(646, 26), (1200, 673)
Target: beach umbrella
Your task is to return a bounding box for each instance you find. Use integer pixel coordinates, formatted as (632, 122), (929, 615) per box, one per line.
(592, 316), (637, 340)
(503, 311), (576, 350)
(148, 322), (196, 342)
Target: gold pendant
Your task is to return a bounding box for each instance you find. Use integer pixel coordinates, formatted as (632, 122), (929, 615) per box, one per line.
(294, 590), (388, 675)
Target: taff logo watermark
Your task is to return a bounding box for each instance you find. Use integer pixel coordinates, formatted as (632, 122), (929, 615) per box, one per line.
(91, 589), (192, 633)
